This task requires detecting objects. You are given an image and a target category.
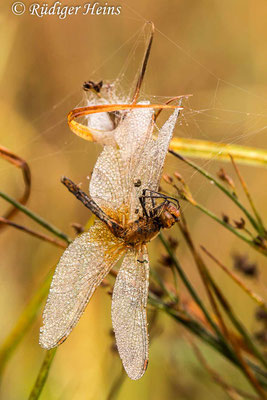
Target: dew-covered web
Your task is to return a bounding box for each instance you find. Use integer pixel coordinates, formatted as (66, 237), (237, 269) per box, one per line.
(1, 6), (267, 211)
(118, 5), (267, 209)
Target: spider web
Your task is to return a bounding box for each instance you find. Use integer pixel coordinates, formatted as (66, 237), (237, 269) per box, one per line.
(1, 5), (267, 395)
(1, 6), (267, 220)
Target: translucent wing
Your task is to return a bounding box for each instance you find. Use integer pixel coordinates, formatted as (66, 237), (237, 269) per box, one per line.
(113, 103), (154, 171)
(90, 106), (180, 221)
(128, 108), (180, 218)
(40, 220), (125, 349)
(111, 247), (149, 380)
(89, 145), (128, 214)
(90, 105), (154, 218)
(143, 107), (180, 190)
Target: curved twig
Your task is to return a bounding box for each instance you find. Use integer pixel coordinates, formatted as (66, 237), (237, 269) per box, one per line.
(0, 145), (31, 229)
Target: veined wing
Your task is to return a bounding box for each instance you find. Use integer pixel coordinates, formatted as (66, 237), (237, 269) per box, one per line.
(40, 220), (125, 349)
(113, 103), (154, 172)
(143, 107), (180, 190)
(89, 145), (128, 216)
(90, 105), (180, 221)
(128, 107), (180, 219)
(111, 247), (149, 380)
(90, 105), (154, 218)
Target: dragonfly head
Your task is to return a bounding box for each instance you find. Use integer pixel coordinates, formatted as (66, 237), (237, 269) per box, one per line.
(159, 202), (180, 229)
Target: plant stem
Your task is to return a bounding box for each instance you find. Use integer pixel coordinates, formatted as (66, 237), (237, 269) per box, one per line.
(169, 137), (267, 168)
(201, 246), (266, 310)
(191, 201), (267, 256)
(188, 338), (260, 400)
(150, 268), (178, 303)
(148, 293), (224, 352)
(0, 190), (71, 244)
(107, 369), (126, 400)
(0, 145), (31, 224)
(0, 217), (67, 248)
(230, 155), (266, 236)
(178, 218), (267, 397)
(28, 349), (57, 400)
(169, 150), (260, 233)
(209, 277), (267, 371)
(149, 293), (267, 388)
(159, 233), (228, 344)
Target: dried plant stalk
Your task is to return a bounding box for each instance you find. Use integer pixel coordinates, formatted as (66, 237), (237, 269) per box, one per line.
(0, 145), (31, 228)
(188, 338), (260, 400)
(170, 137), (267, 167)
(201, 246), (266, 310)
(0, 217), (67, 248)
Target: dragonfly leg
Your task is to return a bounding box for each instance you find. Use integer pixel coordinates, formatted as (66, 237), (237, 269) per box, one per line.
(61, 176), (124, 237)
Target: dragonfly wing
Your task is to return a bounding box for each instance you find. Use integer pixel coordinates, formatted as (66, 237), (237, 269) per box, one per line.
(40, 220), (124, 349)
(90, 105), (179, 221)
(90, 105), (154, 216)
(148, 107), (180, 189)
(129, 107), (180, 219)
(137, 108), (180, 191)
(114, 103), (154, 166)
(111, 247), (149, 380)
(89, 145), (127, 214)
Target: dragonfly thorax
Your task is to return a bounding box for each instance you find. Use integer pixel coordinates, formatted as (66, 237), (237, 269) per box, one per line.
(110, 202), (180, 247)
(119, 217), (161, 246)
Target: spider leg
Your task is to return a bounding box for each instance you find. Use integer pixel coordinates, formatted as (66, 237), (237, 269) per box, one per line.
(139, 195), (149, 218)
(151, 200), (168, 217)
(143, 189), (180, 209)
(142, 189), (156, 208)
(142, 195), (179, 210)
(140, 194), (169, 218)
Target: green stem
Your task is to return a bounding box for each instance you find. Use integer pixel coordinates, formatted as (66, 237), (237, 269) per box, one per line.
(149, 294), (224, 352)
(192, 201), (267, 256)
(209, 278), (267, 371)
(28, 349), (57, 400)
(150, 268), (178, 303)
(149, 293), (267, 388)
(177, 218), (267, 397)
(158, 232), (267, 389)
(169, 151), (261, 234)
(230, 155), (266, 236)
(0, 190), (71, 244)
(159, 233), (227, 343)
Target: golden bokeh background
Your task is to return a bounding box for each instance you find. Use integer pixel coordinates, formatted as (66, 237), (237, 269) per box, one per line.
(1, 1), (267, 399)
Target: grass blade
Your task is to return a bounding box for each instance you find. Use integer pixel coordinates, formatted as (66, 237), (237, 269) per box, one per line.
(169, 137), (267, 168)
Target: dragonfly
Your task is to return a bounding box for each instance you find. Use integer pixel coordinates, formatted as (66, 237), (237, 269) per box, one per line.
(39, 23), (182, 380)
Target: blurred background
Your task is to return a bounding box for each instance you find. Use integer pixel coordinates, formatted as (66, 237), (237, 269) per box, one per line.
(1, 0), (267, 399)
